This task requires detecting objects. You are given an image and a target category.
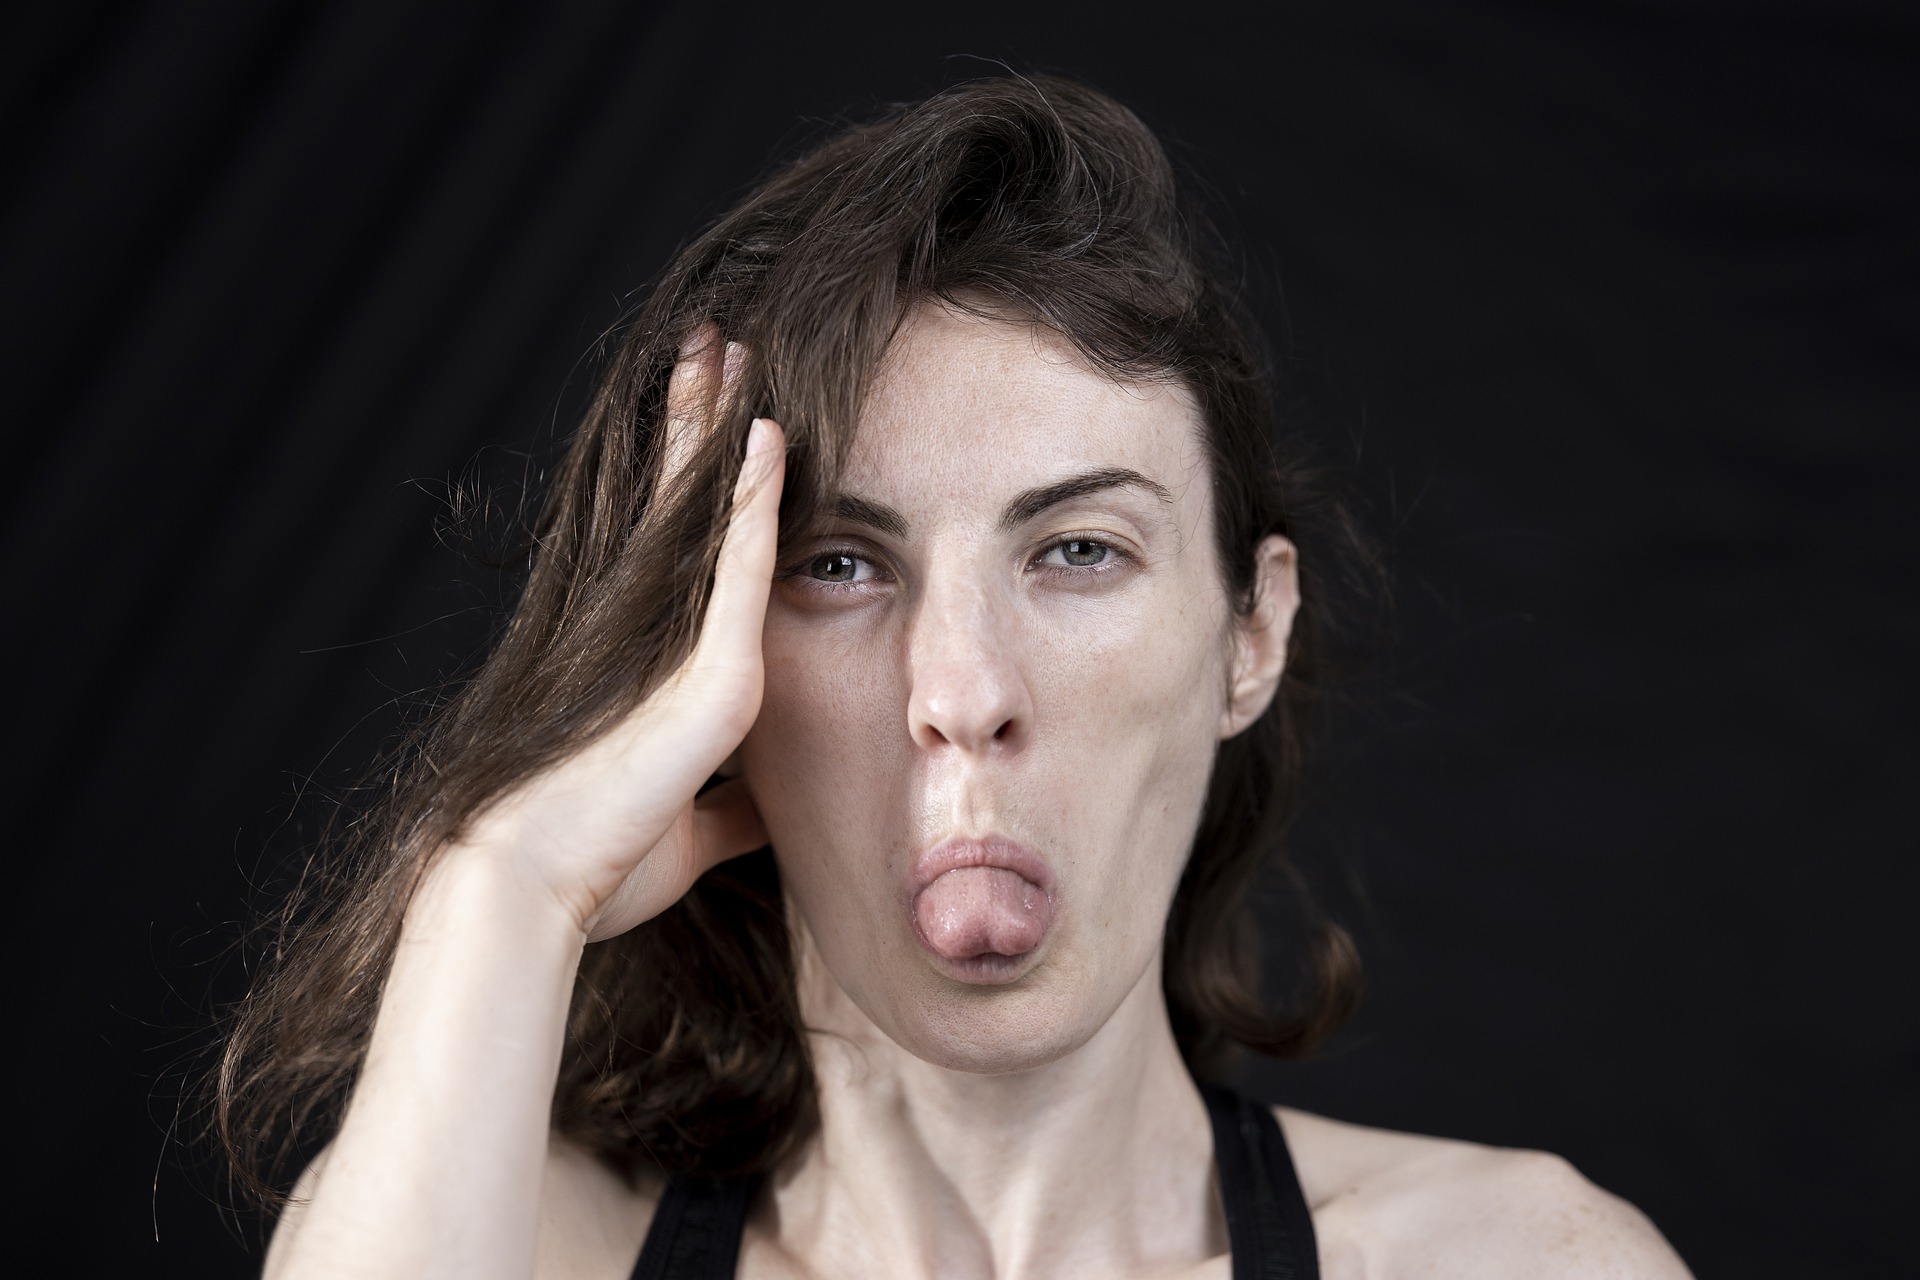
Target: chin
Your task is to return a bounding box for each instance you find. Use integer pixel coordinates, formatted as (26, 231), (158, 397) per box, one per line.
(900, 989), (1103, 1074)
(833, 943), (1126, 1076)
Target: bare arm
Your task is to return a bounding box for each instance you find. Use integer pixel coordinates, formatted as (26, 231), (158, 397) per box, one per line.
(263, 853), (586, 1280)
(266, 338), (782, 1280)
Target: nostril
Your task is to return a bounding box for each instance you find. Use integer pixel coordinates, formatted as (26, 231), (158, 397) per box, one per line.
(993, 720), (1013, 741)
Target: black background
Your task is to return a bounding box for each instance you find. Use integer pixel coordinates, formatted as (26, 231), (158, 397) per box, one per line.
(5, 2), (1915, 1275)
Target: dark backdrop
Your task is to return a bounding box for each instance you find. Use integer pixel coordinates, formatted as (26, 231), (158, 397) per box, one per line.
(5, 2), (1914, 1275)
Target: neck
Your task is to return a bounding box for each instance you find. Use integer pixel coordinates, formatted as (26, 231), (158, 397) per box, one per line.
(761, 929), (1225, 1280)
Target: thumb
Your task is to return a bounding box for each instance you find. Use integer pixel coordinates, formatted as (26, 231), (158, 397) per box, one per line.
(691, 776), (769, 869)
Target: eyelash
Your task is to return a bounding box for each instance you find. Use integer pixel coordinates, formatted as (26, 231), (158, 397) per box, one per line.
(785, 535), (1131, 592)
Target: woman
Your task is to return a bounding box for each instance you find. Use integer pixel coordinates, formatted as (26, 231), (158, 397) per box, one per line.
(222, 76), (1691, 1279)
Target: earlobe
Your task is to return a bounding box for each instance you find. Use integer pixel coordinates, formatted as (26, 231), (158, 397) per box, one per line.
(1220, 535), (1300, 739)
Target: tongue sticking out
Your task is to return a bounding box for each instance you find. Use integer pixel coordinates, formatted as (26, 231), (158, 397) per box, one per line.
(913, 866), (1052, 961)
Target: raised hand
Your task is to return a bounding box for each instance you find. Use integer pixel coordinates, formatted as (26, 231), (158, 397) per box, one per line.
(455, 328), (784, 942)
(265, 330), (783, 1280)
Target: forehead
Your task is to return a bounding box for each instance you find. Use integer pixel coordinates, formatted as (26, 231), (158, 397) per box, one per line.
(842, 303), (1210, 516)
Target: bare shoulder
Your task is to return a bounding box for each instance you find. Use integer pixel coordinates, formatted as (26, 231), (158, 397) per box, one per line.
(1275, 1107), (1692, 1280)
(262, 1144), (335, 1278)
(535, 1136), (661, 1279)
(264, 1137), (660, 1280)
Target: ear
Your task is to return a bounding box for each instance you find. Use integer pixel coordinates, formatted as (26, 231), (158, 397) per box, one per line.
(1219, 535), (1299, 740)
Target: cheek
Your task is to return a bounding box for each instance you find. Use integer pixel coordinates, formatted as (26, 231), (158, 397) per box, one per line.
(1026, 584), (1230, 885)
(1034, 579), (1227, 761)
(739, 614), (904, 890)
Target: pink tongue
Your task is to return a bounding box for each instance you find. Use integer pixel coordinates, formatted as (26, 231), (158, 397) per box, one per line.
(914, 867), (1051, 960)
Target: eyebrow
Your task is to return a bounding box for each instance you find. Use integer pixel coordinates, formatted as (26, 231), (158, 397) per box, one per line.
(828, 492), (910, 538)
(825, 466), (1174, 539)
(997, 466), (1173, 532)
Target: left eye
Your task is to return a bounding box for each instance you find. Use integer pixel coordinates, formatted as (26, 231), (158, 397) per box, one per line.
(1041, 539), (1112, 568)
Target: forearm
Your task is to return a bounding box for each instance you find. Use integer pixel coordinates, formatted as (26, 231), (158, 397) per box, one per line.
(269, 847), (585, 1280)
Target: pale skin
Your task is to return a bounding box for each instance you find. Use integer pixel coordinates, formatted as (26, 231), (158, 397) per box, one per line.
(265, 305), (1692, 1280)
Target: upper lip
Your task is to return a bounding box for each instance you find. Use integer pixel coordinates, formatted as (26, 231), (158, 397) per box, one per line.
(909, 835), (1056, 901)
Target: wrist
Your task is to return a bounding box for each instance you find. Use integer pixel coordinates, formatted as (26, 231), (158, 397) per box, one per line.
(407, 839), (592, 959)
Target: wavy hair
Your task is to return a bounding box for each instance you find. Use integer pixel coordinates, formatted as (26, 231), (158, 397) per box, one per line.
(215, 73), (1368, 1203)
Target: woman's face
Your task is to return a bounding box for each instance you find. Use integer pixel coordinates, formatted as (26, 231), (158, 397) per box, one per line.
(740, 304), (1290, 1074)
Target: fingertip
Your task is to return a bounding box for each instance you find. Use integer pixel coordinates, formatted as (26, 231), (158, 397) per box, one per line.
(678, 321), (720, 362)
(693, 776), (770, 867)
(730, 420), (786, 519)
(746, 417), (785, 459)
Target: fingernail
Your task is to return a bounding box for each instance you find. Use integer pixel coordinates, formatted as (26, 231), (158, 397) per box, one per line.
(746, 418), (772, 455)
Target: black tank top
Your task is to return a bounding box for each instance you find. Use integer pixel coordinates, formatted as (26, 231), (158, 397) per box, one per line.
(629, 1084), (1319, 1280)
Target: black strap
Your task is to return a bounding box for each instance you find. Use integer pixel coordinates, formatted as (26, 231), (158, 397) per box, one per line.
(628, 1174), (755, 1280)
(1201, 1083), (1320, 1280)
(630, 1085), (1317, 1279)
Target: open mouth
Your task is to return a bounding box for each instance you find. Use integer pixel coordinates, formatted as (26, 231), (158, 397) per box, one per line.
(908, 836), (1056, 979)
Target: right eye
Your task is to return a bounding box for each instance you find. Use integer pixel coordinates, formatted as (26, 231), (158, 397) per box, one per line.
(805, 551), (879, 585)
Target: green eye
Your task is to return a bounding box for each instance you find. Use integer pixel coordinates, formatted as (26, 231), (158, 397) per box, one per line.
(1047, 539), (1110, 567)
(810, 552), (861, 582)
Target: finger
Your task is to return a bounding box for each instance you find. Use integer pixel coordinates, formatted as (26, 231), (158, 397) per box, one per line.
(656, 327), (746, 501)
(656, 325), (719, 494)
(585, 780), (767, 942)
(583, 804), (697, 942)
(691, 417), (785, 675)
(692, 777), (770, 869)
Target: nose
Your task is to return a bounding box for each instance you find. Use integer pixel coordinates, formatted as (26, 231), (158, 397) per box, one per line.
(906, 575), (1031, 754)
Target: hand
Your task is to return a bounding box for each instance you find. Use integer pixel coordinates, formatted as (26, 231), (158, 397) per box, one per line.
(452, 329), (782, 942)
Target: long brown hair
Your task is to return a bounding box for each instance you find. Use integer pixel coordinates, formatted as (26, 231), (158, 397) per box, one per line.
(215, 73), (1366, 1203)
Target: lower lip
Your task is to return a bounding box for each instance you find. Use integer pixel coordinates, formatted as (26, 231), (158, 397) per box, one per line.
(908, 839), (1056, 983)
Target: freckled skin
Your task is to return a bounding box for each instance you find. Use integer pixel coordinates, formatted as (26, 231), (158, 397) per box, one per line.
(739, 303), (1233, 1074)
(268, 306), (1693, 1280)
(719, 305), (1694, 1279)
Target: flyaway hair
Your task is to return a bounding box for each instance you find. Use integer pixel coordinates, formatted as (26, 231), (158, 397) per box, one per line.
(215, 73), (1368, 1203)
